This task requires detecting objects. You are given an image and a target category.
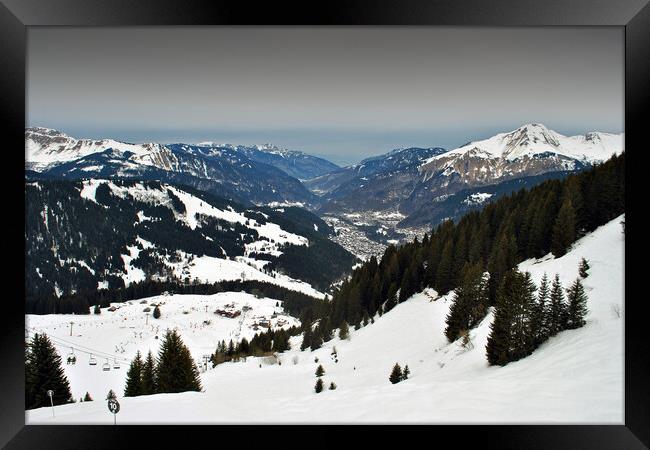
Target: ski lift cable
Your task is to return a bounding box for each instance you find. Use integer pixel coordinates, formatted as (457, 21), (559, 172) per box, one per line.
(48, 336), (131, 364)
(26, 330), (131, 363)
(49, 338), (131, 364)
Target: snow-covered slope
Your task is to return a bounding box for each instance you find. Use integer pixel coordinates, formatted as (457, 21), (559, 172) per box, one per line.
(25, 127), (166, 172)
(26, 179), (357, 300)
(27, 215), (624, 424)
(421, 123), (623, 165)
(26, 292), (300, 402)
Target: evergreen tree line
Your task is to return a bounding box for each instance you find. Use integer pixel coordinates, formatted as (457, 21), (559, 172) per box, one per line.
(209, 327), (297, 367)
(319, 153), (623, 330)
(300, 313), (368, 352)
(124, 329), (202, 397)
(27, 277), (325, 318)
(485, 267), (589, 366)
(25, 333), (74, 410)
(446, 256), (591, 344)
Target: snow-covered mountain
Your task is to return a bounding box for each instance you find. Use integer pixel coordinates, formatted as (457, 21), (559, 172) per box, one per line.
(400, 124), (623, 222)
(25, 179), (357, 303)
(25, 127), (168, 172)
(417, 123), (622, 187)
(422, 123), (623, 165)
(27, 215), (624, 423)
(25, 128), (320, 207)
(311, 124), (623, 229)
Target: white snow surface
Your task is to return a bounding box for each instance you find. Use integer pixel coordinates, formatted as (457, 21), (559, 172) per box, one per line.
(463, 192), (493, 206)
(27, 216), (624, 424)
(26, 292), (299, 405)
(421, 123), (624, 165)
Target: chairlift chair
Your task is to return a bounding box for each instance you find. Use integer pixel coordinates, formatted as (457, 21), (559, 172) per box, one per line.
(102, 359), (111, 371)
(67, 348), (76, 365)
(89, 354), (97, 365)
(113, 359), (120, 369)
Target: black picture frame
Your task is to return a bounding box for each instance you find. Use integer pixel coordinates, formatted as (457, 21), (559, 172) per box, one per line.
(1, 0), (647, 447)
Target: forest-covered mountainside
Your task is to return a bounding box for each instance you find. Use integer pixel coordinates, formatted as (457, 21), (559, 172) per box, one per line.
(310, 152), (624, 331)
(26, 179), (356, 313)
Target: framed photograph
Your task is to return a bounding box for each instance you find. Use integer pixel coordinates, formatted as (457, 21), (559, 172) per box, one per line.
(2, 0), (647, 447)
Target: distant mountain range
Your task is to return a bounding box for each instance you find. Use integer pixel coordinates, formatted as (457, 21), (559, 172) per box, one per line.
(25, 128), (337, 207)
(25, 123), (624, 230)
(306, 146), (447, 213)
(204, 142), (340, 180)
(306, 123), (623, 227)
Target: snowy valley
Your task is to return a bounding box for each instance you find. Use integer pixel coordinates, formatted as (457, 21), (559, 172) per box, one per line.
(27, 215), (624, 424)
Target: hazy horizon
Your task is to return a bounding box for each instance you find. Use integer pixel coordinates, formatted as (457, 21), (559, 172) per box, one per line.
(28, 27), (624, 166)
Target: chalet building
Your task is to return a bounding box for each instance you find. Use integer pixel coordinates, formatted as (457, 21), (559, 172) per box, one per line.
(214, 309), (241, 318)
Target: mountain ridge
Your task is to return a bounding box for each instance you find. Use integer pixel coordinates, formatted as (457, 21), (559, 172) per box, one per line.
(25, 178), (357, 306)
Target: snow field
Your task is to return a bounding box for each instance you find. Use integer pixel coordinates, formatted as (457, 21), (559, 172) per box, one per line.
(27, 215), (624, 424)
(26, 292), (299, 404)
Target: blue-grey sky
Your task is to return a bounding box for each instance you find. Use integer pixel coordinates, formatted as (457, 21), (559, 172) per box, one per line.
(27, 27), (623, 166)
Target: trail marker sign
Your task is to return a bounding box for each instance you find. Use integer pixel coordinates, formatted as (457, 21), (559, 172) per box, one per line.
(107, 398), (120, 424)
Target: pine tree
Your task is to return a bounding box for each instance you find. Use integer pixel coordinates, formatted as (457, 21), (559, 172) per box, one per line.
(551, 199), (576, 257)
(271, 331), (289, 353)
(310, 326), (323, 351)
(548, 274), (567, 335)
(106, 389), (117, 400)
(241, 337), (252, 354)
(93, 304), (101, 314)
(141, 351), (157, 395)
(445, 262), (488, 342)
(509, 272), (537, 361)
(389, 363), (403, 384)
(321, 317), (333, 342)
(315, 364), (325, 377)
(487, 220), (518, 303)
(124, 351), (143, 397)
(399, 262), (418, 303)
(300, 327), (312, 351)
(435, 240), (455, 294)
(566, 278), (588, 329)
(25, 333), (73, 409)
(83, 392), (93, 402)
(315, 378), (324, 393)
(531, 273), (551, 345)
(402, 365), (410, 380)
(338, 321), (350, 340)
(329, 381), (337, 390)
(578, 258), (590, 278)
(153, 305), (161, 319)
(155, 329), (202, 393)
(384, 282), (398, 313)
(486, 270), (537, 366)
